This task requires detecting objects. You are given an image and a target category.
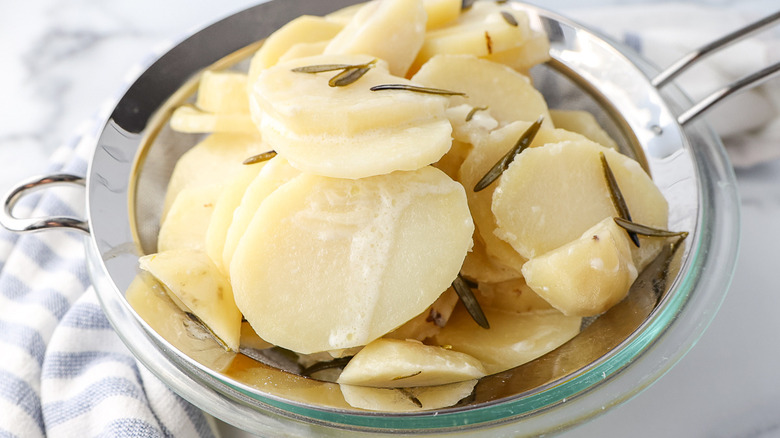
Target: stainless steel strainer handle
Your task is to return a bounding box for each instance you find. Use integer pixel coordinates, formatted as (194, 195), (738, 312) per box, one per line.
(652, 10), (780, 126)
(0, 173), (89, 234)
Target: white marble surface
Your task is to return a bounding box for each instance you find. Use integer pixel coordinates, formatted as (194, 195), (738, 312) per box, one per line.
(2, 0), (779, 436)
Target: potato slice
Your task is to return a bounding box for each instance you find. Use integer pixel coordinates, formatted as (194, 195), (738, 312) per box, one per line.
(230, 167), (474, 353)
(445, 104), (499, 146)
(195, 70), (250, 114)
(204, 163), (265, 273)
(162, 132), (266, 219)
(337, 338), (486, 387)
(433, 306), (581, 374)
(411, 2), (532, 73)
(252, 54), (452, 179)
(339, 380), (477, 412)
(475, 277), (553, 314)
(550, 109), (618, 150)
(412, 54), (551, 127)
(247, 15), (344, 87)
(492, 139), (669, 259)
(221, 156), (300, 271)
(169, 105), (257, 134)
(326, 0), (460, 31)
(481, 29), (551, 74)
(324, 0), (426, 76)
(158, 185), (222, 252)
(460, 231), (522, 284)
(522, 218), (638, 316)
(277, 40), (329, 64)
(385, 287), (459, 341)
(139, 249), (242, 351)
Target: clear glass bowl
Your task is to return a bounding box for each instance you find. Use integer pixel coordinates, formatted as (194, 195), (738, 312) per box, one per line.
(84, 1), (739, 436)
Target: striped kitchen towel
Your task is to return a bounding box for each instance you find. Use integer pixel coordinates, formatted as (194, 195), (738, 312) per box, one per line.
(0, 122), (217, 438)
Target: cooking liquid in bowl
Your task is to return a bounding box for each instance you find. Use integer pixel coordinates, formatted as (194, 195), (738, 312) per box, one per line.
(87, 0), (737, 435)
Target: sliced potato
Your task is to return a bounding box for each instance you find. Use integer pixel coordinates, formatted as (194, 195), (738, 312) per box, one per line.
(412, 54), (552, 127)
(460, 231), (522, 284)
(481, 28), (551, 73)
(221, 156), (300, 271)
(196, 70), (250, 114)
(169, 105), (257, 134)
(385, 287), (459, 341)
(433, 306), (581, 374)
(277, 40), (329, 64)
(139, 249), (242, 351)
(162, 132), (266, 218)
(337, 338), (486, 387)
(522, 217), (638, 316)
(492, 139), (669, 259)
(158, 185), (222, 252)
(423, 0), (461, 30)
(230, 167), (474, 353)
(550, 109), (618, 150)
(324, 0), (426, 76)
(339, 380), (478, 412)
(475, 277), (553, 314)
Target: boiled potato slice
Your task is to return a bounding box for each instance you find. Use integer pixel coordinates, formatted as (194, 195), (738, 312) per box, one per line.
(221, 156), (300, 271)
(339, 380), (478, 412)
(385, 287), (459, 341)
(458, 121), (587, 272)
(162, 132), (266, 218)
(337, 338), (486, 387)
(252, 54), (452, 179)
(158, 185), (222, 252)
(522, 217), (638, 316)
(324, 0), (426, 76)
(550, 109), (618, 150)
(169, 105), (256, 134)
(481, 29), (551, 74)
(433, 306), (581, 374)
(445, 103), (499, 146)
(412, 54), (552, 127)
(247, 15), (344, 87)
(326, 0), (460, 30)
(277, 40), (329, 64)
(460, 231), (522, 284)
(475, 277), (553, 314)
(139, 249), (242, 351)
(492, 139), (669, 259)
(433, 139), (473, 181)
(230, 166), (474, 353)
(196, 70), (250, 114)
(204, 163), (265, 273)
(411, 1), (532, 73)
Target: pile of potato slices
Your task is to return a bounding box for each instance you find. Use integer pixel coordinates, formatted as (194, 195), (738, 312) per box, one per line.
(137, 0), (674, 411)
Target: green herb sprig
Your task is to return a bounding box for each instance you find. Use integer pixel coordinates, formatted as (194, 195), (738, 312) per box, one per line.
(600, 152), (640, 247)
(474, 116), (543, 192)
(370, 84), (466, 96)
(452, 274), (490, 329)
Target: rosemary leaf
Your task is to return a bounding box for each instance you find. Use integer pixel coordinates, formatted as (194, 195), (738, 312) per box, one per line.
(452, 274), (490, 329)
(291, 63), (356, 73)
(329, 65), (371, 87)
(474, 116), (543, 192)
(466, 106), (488, 122)
(397, 388), (423, 408)
(501, 11), (519, 27)
(600, 152), (640, 247)
(461, 0), (476, 9)
(614, 217), (689, 239)
(184, 312), (231, 351)
(300, 356), (353, 377)
(370, 83), (466, 97)
(243, 150), (277, 165)
(392, 370), (423, 381)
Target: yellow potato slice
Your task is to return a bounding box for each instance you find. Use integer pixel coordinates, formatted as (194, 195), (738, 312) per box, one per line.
(162, 132), (266, 218)
(169, 105), (257, 134)
(195, 70), (250, 114)
(411, 1), (532, 73)
(475, 277), (553, 314)
(339, 380), (478, 412)
(412, 54), (552, 127)
(385, 287), (459, 341)
(139, 249), (242, 351)
(460, 231), (522, 284)
(433, 306), (581, 374)
(324, 0), (426, 76)
(326, 0), (460, 31)
(230, 166), (474, 353)
(158, 185), (222, 252)
(204, 163), (265, 273)
(337, 338), (486, 387)
(277, 40), (329, 64)
(522, 217), (639, 317)
(550, 109), (618, 150)
(492, 139), (669, 259)
(252, 54), (452, 179)
(221, 156), (300, 271)
(481, 28), (551, 73)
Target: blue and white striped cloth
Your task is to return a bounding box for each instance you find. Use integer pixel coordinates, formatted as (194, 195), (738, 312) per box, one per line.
(0, 123), (217, 437)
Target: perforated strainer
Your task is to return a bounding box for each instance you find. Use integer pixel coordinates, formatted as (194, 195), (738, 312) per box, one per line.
(3, 1), (777, 436)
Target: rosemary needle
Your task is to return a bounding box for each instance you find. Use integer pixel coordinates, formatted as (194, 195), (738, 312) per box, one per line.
(474, 116), (543, 192)
(613, 217), (689, 240)
(369, 84), (466, 96)
(452, 274), (490, 329)
(600, 152), (640, 247)
(243, 150), (277, 165)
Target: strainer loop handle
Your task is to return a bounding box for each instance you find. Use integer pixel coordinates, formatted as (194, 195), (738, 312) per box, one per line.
(651, 9), (780, 126)
(0, 173), (90, 234)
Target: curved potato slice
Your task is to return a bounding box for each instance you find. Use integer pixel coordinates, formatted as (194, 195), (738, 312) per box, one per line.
(230, 166), (474, 353)
(139, 249), (242, 352)
(492, 139), (669, 259)
(339, 380), (477, 412)
(337, 338), (486, 387)
(158, 185), (222, 252)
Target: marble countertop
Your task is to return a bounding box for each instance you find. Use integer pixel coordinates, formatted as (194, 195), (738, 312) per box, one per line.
(2, 0), (779, 437)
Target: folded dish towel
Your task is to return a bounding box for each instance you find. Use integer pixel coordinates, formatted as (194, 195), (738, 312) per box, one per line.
(1, 2), (778, 438)
(567, 2), (780, 167)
